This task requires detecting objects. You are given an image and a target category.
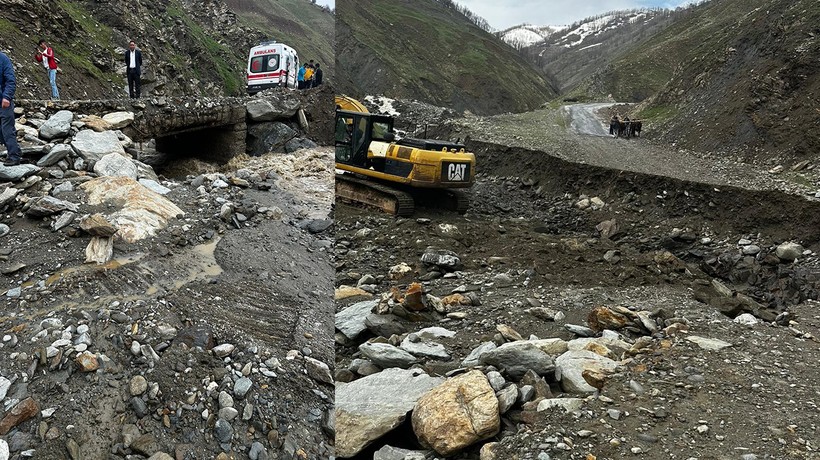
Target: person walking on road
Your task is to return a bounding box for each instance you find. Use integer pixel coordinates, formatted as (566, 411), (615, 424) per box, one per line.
(37, 39), (60, 100)
(0, 51), (23, 166)
(125, 40), (143, 98)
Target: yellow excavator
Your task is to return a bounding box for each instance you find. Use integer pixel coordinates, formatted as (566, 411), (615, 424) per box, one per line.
(334, 95), (475, 216)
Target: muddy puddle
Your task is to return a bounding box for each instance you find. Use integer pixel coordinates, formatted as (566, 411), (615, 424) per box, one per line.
(33, 238), (225, 310)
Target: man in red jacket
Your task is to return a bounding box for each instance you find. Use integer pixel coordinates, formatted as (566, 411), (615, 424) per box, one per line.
(37, 39), (60, 100)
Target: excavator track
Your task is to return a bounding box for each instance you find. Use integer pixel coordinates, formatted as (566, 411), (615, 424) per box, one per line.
(335, 173), (415, 217)
(412, 188), (470, 215)
(449, 189), (470, 215)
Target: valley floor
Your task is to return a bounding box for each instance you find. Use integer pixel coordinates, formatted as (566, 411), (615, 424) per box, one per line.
(334, 103), (820, 460)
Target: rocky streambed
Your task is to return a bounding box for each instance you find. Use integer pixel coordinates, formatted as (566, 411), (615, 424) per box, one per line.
(1, 94), (335, 459)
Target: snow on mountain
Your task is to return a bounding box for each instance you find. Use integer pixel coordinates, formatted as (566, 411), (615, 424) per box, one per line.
(500, 9), (666, 50)
(555, 11), (659, 47)
(499, 24), (564, 48)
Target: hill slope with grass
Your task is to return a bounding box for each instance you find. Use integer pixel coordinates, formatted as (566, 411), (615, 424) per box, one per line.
(0, 0), (333, 99)
(593, 0), (820, 160)
(335, 0), (556, 115)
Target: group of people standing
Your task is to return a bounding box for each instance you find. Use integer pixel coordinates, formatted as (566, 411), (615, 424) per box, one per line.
(31, 39), (144, 100)
(0, 39), (144, 166)
(297, 60), (322, 89)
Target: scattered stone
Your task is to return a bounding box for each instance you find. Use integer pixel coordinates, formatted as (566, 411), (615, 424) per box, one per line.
(75, 352), (99, 372)
(304, 357), (334, 384)
(686, 336), (733, 351)
(234, 377), (253, 398)
(0, 398), (40, 435)
(537, 398), (585, 413)
(130, 375), (148, 396)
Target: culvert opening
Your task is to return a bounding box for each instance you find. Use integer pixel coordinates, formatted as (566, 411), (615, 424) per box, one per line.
(151, 125), (246, 176)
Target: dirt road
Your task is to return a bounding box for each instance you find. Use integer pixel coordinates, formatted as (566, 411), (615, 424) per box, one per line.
(562, 103), (615, 137)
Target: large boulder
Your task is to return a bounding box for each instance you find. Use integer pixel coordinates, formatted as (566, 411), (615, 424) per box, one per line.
(554, 350), (620, 393)
(80, 176), (184, 243)
(39, 110), (74, 140)
(0, 164), (40, 181)
(93, 153), (138, 179)
(412, 370), (500, 456)
(246, 122), (296, 155)
(102, 111), (135, 129)
(359, 342), (416, 369)
(25, 196), (79, 218)
(37, 144), (73, 167)
(246, 98), (300, 122)
(336, 368), (443, 458)
(775, 242), (804, 261)
(71, 130), (125, 165)
(284, 137), (318, 153)
(479, 340), (557, 379)
(336, 300), (378, 340)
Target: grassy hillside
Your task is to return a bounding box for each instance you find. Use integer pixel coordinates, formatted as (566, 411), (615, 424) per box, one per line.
(336, 0), (556, 115)
(0, 0), (333, 99)
(225, 0), (334, 77)
(610, 0), (820, 159)
(526, 9), (684, 97)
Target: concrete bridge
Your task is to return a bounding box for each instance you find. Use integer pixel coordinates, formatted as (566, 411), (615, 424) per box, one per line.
(15, 88), (330, 162)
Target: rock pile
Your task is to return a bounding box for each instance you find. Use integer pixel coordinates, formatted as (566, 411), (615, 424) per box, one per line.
(335, 252), (699, 458)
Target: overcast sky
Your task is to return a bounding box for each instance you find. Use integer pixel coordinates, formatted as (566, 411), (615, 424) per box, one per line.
(454, 0), (700, 30)
(316, 0), (334, 8)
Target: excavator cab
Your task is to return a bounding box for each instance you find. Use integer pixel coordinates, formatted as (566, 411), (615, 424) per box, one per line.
(335, 109), (395, 167)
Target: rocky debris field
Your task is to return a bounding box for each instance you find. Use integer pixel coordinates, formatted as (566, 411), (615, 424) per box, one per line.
(334, 100), (820, 459)
(1, 96), (335, 459)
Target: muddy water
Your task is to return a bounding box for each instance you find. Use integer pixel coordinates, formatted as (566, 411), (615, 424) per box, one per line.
(37, 239), (225, 311)
(143, 238), (223, 295)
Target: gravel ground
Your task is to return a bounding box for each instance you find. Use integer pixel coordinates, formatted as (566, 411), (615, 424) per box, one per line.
(334, 100), (820, 460)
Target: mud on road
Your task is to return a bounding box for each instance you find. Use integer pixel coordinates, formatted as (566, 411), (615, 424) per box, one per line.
(334, 103), (820, 459)
(1, 148), (334, 459)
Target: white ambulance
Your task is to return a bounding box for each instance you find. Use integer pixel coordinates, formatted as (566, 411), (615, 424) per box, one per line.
(246, 40), (299, 94)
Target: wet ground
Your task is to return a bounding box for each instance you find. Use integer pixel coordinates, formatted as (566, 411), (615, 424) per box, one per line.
(334, 103), (820, 459)
(1, 148), (335, 459)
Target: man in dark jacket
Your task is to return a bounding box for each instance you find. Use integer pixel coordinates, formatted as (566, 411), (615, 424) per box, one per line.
(0, 51), (22, 166)
(125, 40), (143, 98)
(313, 63), (323, 87)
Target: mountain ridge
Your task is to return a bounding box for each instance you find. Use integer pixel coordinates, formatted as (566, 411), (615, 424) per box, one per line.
(336, 0), (556, 116)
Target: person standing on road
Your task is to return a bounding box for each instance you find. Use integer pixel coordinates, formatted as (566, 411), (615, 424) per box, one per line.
(125, 40), (143, 98)
(37, 39), (59, 100)
(313, 63), (323, 87)
(297, 63), (306, 89)
(304, 62), (314, 88)
(0, 51), (23, 166)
